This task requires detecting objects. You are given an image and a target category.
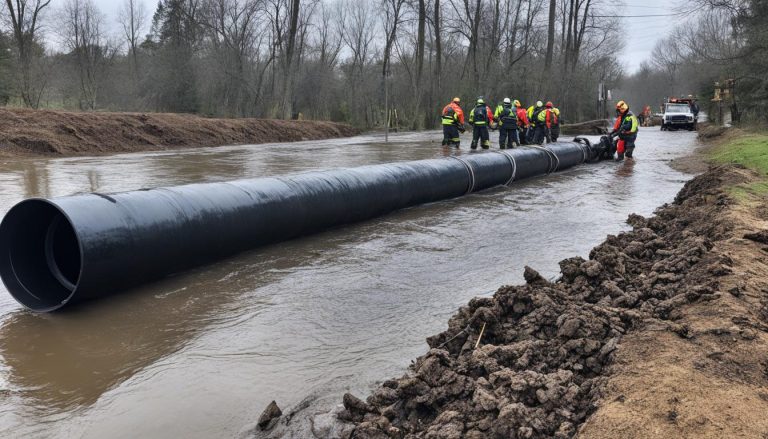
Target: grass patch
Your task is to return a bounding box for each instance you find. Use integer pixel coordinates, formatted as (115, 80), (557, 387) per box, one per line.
(708, 132), (768, 205)
(710, 134), (768, 175)
(728, 181), (768, 204)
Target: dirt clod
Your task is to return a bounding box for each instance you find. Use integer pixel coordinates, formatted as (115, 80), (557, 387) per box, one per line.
(258, 401), (283, 431)
(339, 165), (768, 439)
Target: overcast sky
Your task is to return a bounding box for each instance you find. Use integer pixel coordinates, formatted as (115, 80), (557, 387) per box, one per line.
(87, 0), (675, 74)
(617, 0), (683, 72)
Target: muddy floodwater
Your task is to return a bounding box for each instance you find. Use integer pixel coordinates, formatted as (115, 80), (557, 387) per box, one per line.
(0, 128), (698, 438)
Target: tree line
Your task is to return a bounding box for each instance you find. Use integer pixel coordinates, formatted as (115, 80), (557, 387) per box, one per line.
(618, 0), (767, 125)
(1, 0), (625, 128)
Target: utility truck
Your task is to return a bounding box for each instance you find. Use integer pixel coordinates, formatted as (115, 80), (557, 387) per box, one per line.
(661, 97), (697, 131)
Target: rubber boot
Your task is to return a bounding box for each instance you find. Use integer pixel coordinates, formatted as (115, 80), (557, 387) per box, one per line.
(500, 144), (506, 150)
(626, 146), (634, 159)
(470, 141), (478, 150)
(615, 152), (624, 161)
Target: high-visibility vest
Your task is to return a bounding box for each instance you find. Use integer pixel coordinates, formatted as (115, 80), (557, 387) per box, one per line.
(470, 105), (490, 126)
(537, 109), (555, 128)
(614, 111), (638, 134)
(442, 107), (458, 126)
(494, 105), (517, 127)
(531, 107), (543, 126)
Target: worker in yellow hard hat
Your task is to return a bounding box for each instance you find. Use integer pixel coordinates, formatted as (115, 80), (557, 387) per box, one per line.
(610, 100), (639, 160)
(514, 100), (529, 145)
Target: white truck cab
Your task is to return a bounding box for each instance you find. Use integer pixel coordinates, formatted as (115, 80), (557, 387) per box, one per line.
(661, 102), (696, 131)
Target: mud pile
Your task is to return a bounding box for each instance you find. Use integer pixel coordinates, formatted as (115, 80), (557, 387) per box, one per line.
(338, 166), (738, 438)
(0, 108), (359, 156)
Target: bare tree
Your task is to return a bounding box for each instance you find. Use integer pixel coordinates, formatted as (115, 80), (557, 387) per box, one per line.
(544, 0), (555, 71)
(315, 0), (342, 68)
(117, 0), (146, 78)
(651, 33), (683, 94)
(4, 0), (51, 107)
(433, 0), (441, 95)
(59, 0), (112, 110)
(199, 0), (263, 115)
(279, 0), (301, 118)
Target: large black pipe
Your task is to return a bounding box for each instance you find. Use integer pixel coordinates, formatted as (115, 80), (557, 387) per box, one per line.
(0, 140), (606, 312)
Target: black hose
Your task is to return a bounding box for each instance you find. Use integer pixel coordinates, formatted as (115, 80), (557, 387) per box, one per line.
(0, 141), (606, 312)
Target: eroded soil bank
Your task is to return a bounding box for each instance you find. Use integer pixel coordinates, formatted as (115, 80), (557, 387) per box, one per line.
(310, 161), (768, 438)
(0, 108), (359, 156)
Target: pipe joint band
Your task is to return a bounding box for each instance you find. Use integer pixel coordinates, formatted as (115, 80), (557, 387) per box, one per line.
(494, 151), (518, 185)
(449, 156), (476, 194)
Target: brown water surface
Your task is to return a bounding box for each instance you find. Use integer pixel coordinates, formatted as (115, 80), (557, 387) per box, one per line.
(0, 128), (698, 437)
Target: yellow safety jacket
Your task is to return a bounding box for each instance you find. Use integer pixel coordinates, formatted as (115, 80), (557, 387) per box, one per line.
(442, 110), (459, 126)
(616, 111), (639, 140)
(494, 104), (517, 127)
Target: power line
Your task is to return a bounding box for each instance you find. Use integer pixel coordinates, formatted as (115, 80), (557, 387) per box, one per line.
(590, 6), (703, 18)
(591, 12), (682, 17)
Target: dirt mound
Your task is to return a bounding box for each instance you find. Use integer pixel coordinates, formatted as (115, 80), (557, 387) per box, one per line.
(335, 165), (756, 438)
(0, 108), (359, 156)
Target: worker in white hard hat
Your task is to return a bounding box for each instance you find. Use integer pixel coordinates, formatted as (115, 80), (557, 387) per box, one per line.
(493, 97), (519, 149)
(526, 101), (544, 143)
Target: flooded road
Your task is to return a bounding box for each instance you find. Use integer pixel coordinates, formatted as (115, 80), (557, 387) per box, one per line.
(0, 128), (698, 438)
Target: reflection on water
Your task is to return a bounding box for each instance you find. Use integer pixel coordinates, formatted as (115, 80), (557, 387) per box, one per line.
(0, 129), (699, 438)
(0, 272), (269, 411)
(616, 158), (636, 178)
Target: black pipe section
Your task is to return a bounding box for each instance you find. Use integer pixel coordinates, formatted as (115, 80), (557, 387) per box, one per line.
(0, 140), (606, 312)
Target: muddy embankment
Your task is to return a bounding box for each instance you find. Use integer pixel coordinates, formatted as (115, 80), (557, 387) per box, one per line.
(0, 108), (359, 156)
(258, 138), (768, 437)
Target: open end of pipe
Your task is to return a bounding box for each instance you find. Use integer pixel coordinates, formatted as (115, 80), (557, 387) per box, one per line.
(0, 200), (82, 312)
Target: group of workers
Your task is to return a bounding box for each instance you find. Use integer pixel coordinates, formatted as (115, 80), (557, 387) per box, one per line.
(442, 97), (639, 161)
(441, 97), (561, 150)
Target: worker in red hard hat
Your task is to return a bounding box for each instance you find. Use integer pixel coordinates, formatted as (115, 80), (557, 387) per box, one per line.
(610, 100), (639, 161)
(441, 97), (466, 148)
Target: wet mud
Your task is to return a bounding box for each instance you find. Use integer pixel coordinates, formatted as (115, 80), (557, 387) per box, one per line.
(322, 165), (752, 438)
